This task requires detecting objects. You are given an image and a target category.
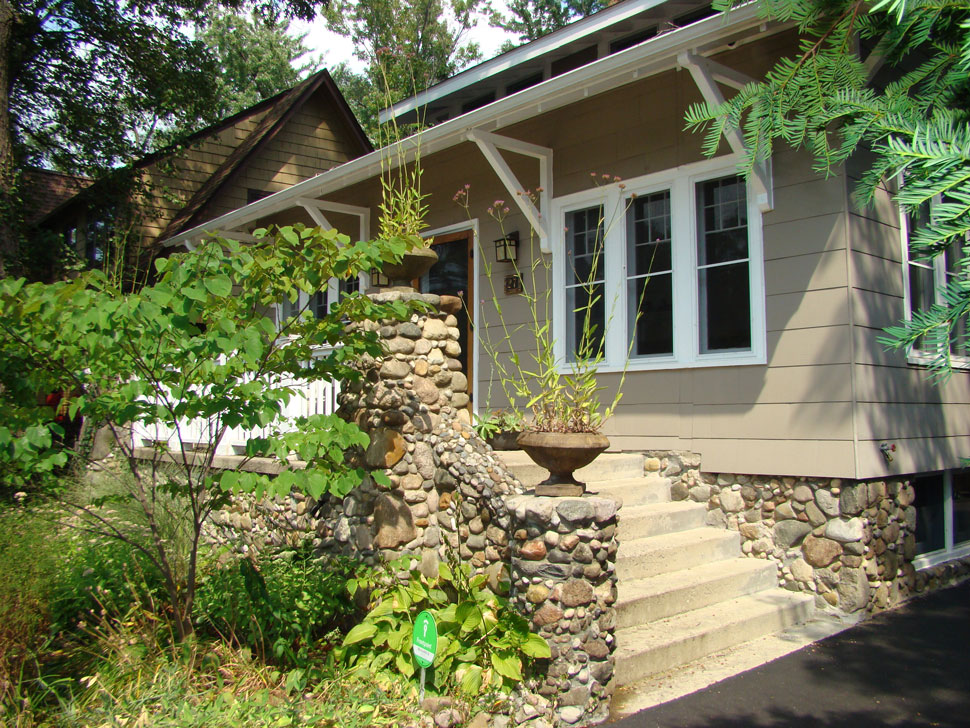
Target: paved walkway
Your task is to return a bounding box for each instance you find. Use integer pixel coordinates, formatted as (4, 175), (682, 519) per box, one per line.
(611, 579), (970, 728)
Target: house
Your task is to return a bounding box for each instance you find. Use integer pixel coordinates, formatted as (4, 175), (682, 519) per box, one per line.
(30, 68), (372, 272)
(159, 0), (970, 693)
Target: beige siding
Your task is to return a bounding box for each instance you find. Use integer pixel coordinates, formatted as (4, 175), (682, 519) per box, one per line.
(370, 33), (866, 478)
(848, 174), (970, 477)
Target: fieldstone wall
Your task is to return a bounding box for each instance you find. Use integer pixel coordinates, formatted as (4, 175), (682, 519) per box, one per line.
(646, 449), (970, 614)
(506, 495), (620, 728)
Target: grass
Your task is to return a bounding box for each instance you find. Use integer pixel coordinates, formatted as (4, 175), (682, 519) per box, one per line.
(0, 484), (421, 728)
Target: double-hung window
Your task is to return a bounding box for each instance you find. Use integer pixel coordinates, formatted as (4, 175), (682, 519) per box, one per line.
(277, 275), (365, 330)
(901, 201), (969, 364)
(552, 158), (766, 370)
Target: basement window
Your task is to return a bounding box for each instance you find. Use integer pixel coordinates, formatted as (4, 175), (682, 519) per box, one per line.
(913, 470), (970, 568)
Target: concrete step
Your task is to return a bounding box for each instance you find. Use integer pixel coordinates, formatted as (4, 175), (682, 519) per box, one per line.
(617, 501), (708, 541)
(498, 451), (644, 487)
(616, 558), (779, 629)
(614, 590), (816, 686)
(586, 476), (671, 507)
(616, 528), (741, 581)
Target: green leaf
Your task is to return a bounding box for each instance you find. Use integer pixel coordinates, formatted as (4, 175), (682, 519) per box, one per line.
(343, 622), (378, 645)
(204, 274), (233, 297)
(490, 651), (522, 681)
(521, 633), (552, 659)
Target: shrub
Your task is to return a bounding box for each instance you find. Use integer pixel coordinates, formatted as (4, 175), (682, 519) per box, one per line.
(341, 558), (550, 696)
(194, 549), (359, 667)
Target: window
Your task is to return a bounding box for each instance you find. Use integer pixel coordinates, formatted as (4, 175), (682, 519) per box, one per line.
(913, 470), (970, 567)
(552, 158), (765, 371)
(901, 201), (969, 363)
(277, 275), (363, 330)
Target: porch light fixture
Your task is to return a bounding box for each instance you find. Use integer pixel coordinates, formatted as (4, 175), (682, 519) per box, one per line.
(370, 269), (390, 287)
(494, 232), (519, 263)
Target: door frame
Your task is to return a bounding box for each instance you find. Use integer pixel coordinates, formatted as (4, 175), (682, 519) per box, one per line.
(422, 219), (480, 414)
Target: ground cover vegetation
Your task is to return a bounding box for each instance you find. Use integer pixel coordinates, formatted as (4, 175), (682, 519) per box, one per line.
(687, 0), (970, 378)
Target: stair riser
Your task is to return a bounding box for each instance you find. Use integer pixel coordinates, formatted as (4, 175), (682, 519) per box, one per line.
(616, 565), (778, 629)
(588, 481), (670, 507)
(617, 505), (707, 540)
(617, 536), (740, 581)
(615, 598), (815, 686)
(506, 457), (644, 487)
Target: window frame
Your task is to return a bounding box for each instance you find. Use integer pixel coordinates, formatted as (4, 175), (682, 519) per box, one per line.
(899, 202), (970, 370)
(275, 274), (367, 330)
(912, 469), (970, 569)
(551, 156), (767, 372)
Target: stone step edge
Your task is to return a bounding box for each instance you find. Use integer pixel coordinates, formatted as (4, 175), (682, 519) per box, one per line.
(613, 590), (816, 684)
(616, 526), (741, 560)
(615, 559), (778, 627)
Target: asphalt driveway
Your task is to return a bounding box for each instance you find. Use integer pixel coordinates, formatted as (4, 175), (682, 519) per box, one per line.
(612, 579), (970, 728)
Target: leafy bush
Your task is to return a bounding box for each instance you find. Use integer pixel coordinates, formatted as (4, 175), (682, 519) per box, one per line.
(194, 549), (359, 667)
(341, 559), (550, 696)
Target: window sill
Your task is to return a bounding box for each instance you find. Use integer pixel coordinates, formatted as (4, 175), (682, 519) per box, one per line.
(564, 351), (766, 374)
(906, 352), (970, 371)
(913, 541), (970, 570)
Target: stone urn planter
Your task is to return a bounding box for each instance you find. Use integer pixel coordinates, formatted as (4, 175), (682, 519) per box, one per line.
(380, 247), (438, 289)
(486, 429), (523, 451)
(516, 431), (610, 496)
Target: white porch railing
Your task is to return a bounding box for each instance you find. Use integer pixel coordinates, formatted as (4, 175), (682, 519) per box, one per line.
(131, 349), (341, 457)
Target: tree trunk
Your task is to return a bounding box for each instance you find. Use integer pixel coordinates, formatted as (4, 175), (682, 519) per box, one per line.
(0, 0), (18, 277)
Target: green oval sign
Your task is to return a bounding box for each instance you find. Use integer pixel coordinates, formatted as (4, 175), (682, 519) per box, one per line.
(412, 610), (438, 668)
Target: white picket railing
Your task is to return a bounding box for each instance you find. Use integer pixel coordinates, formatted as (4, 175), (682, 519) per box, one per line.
(130, 348), (341, 457)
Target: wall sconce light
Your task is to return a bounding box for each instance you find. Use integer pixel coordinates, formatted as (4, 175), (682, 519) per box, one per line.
(495, 231), (519, 263)
(504, 274), (523, 295)
(370, 269), (390, 287)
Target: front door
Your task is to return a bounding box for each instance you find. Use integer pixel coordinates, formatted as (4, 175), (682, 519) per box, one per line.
(422, 230), (473, 403)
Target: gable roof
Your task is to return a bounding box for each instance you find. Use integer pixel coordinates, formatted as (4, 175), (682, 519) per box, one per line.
(23, 169), (93, 225)
(34, 68), (372, 236)
(158, 69), (371, 241)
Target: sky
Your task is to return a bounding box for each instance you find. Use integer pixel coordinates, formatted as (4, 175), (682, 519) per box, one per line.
(290, 7), (517, 73)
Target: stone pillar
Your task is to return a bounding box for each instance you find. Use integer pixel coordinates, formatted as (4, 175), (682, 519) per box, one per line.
(506, 495), (619, 727)
(327, 291), (522, 580)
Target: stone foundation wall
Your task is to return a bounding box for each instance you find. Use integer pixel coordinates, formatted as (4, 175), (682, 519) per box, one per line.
(507, 495), (619, 728)
(647, 450), (970, 614)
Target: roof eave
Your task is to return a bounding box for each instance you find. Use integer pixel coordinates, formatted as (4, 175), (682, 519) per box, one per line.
(162, 4), (768, 249)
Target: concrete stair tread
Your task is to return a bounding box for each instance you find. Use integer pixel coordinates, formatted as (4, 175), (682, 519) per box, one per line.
(616, 527), (741, 580)
(614, 589), (815, 685)
(617, 557), (776, 605)
(615, 501), (708, 540)
(497, 451), (644, 485)
(615, 559), (778, 628)
(585, 477), (671, 507)
(619, 527), (739, 560)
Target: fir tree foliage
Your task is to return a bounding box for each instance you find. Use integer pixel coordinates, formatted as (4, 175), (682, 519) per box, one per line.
(684, 0), (970, 378)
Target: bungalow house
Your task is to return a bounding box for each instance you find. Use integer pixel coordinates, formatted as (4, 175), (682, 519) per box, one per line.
(30, 68), (372, 273)
(159, 0), (970, 695)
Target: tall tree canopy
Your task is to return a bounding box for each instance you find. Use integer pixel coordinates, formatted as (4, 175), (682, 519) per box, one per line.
(191, 6), (320, 130)
(0, 0), (323, 274)
(325, 0), (481, 139)
(490, 0), (607, 44)
(686, 0), (970, 376)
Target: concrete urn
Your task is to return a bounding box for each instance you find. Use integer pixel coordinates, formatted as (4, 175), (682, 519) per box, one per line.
(516, 430), (610, 496)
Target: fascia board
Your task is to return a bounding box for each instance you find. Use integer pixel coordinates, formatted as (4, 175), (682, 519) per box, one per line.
(379, 0), (671, 124)
(162, 3), (765, 249)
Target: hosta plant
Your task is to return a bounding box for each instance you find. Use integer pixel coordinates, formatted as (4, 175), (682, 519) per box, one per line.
(340, 559), (550, 696)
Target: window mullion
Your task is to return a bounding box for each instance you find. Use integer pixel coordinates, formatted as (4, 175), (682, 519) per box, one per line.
(671, 176), (695, 362)
(605, 187), (625, 367)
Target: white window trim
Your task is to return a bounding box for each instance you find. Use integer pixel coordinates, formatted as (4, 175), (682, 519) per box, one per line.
(913, 470), (970, 570)
(551, 156), (766, 372)
(276, 274), (367, 330)
(899, 200), (970, 370)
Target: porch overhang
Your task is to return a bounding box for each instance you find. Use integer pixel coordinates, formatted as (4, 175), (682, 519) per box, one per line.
(161, 3), (779, 250)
